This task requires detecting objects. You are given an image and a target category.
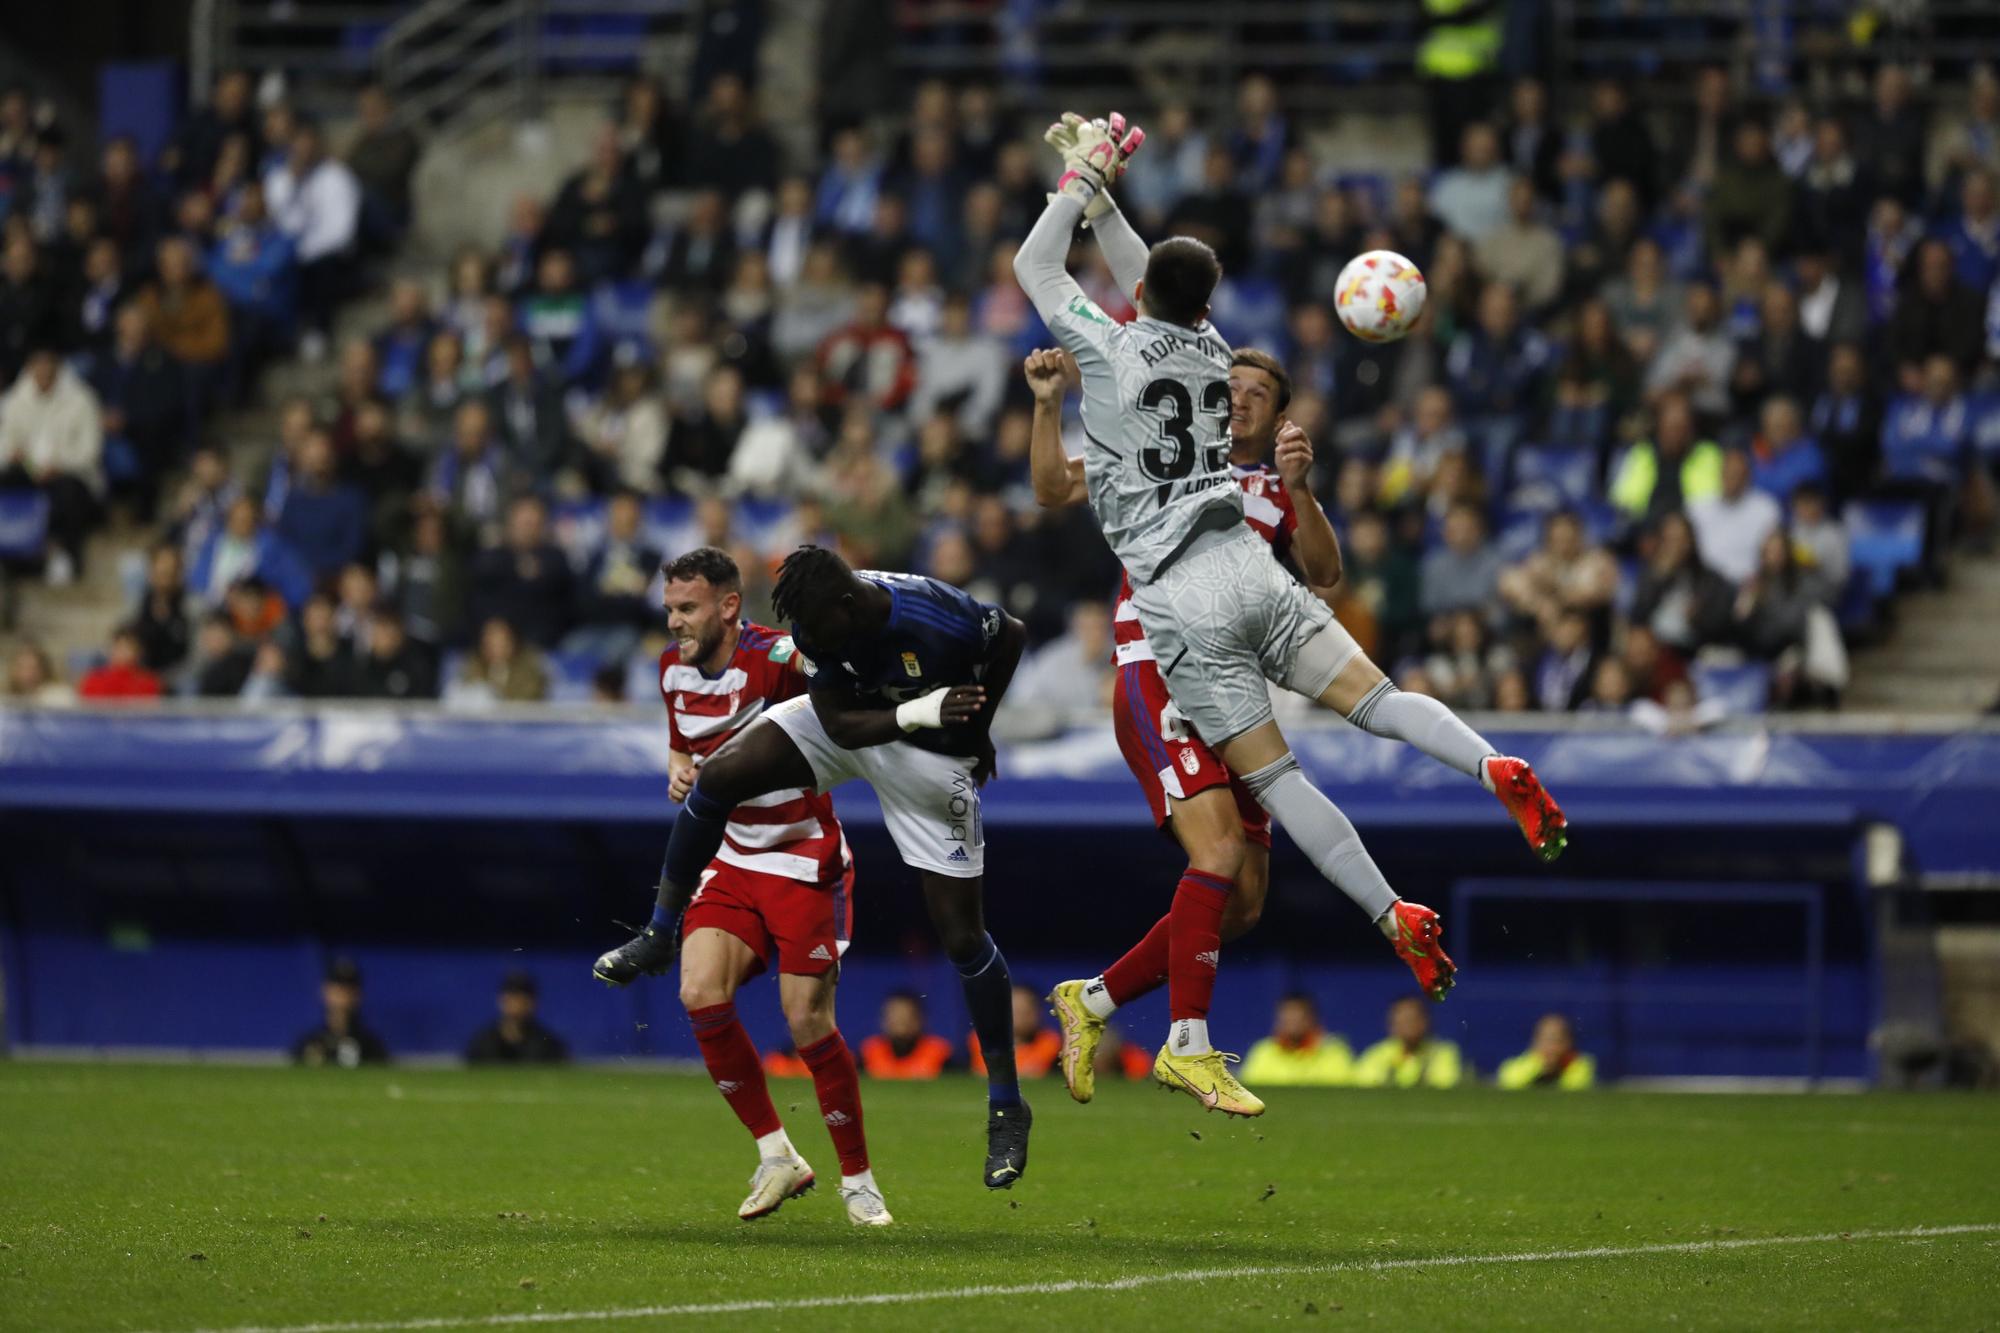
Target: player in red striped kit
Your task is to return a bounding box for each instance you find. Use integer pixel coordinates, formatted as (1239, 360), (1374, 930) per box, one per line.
(635, 546), (889, 1226)
(1027, 345), (1566, 1112)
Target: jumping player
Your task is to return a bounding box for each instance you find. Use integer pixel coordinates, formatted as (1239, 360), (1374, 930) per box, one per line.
(594, 546), (1035, 1189)
(1015, 114), (1566, 1117)
(604, 547), (888, 1226)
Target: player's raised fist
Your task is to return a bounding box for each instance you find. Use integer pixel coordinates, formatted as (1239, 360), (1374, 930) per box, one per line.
(1023, 348), (1074, 401)
(1274, 421), (1315, 489)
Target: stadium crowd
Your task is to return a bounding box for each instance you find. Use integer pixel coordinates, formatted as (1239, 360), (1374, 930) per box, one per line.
(4, 40), (2000, 723)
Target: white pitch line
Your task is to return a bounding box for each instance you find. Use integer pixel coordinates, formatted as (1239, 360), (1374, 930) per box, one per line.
(155, 1223), (2000, 1333)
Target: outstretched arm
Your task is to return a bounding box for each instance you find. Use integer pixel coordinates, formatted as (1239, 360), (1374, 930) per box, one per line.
(1014, 194), (1090, 324)
(1091, 198), (1149, 303)
(1024, 348), (1087, 507)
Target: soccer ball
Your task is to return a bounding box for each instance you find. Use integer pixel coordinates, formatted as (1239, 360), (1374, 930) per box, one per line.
(1334, 250), (1427, 343)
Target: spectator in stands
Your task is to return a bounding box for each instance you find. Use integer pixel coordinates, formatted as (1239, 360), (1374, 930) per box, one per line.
(345, 82), (420, 249)
(168, 445), (239, 563)
(450, 616), (550, 707)
(88, 303), (187, 515)
(1242, 992), (1355, 1087)
(289, 592), (360, 698)
(1690, 448), (1783, 584)
(1011, 600), (1112, 717)
(1476, 176), (1565, 314)
(1619, 622), (1689, 703)
(1498, 510), (1619, 639)
(138, 235), (229, 424)
(1733, 531), (1836, 706)
(1495, 1013), (1596, 1090)
(372, 277), (436, 402)
(1886, 240), (1985, 391)
(0, 341), (103, 584)
(1419, 501), (1502, 620)
(1443, 282), (1552, 426)
(668, 363), (750, 491)
(1340, 509), (1421, 662)
(680, 72), (778, 199)
(1379, 386), (1466, 508)
(465, 971), (569, 1065)
(431, 400), (504, 535)
(565, 489), (660, 663)
(1353, 995), (1463, 1089)
(578, 358), (666, 495)
(192, 495), (312, 610)
(131, 542), (194, 673)
(164, 69), (260, 190)
(1705, 117), (1791, 261)
(402, 330), (468, 447)
(1430, 122), (1509, 243)
(275, 430), (368, 581)
(1789, 484), (1850, 594)
(1731, 284), (1821, 415)
(77, 625), (162, 702)
(859, 991), (953, 1079)
(87, 135), (164, 270)
(291, 957), (388, 1068)
(1852, 64), (1926, 210)
(265, 120), (360, 360)
(1794, 245), (1866, 350)
(1749, 397), (1830, 503)
(546, 125), (647, 286)
(209, 183), (296, 405)
(72, 236), (127, 356)
(240, 637), (293, 703)
(1533, 609), (1597, 712)
(1580, 656), (1636, 714)
(1548, 299), (1639, 447)
(817, 282), (915, 412)
(1631, 512), (1733, 656)
(345, 397), (421, 543)
(472, 495), (571, 649)
(5, 640), (75, 706)
(1808, 343), (1881, 501)
(729, 363), (829, 499)
(969, 985), (1061, 1081)
(1645, 281), (1735, 418)
(1601, 237), (1682, 366)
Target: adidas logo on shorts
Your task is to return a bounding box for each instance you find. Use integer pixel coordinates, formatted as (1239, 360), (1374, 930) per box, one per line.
(947, 847), (971, 863)
(823, 1109), (853, 1127)
(808, 944), (833, 961)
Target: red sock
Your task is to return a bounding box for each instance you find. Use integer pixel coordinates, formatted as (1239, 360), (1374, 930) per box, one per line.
(797, 1030), (869, 1176)
(688, 1002), (782, 1141)
(1101, 913), (1171, 1007)
(1168, 869), (1232, 1021)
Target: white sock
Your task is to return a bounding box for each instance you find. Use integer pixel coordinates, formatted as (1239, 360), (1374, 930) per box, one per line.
(755, 1128), (795, 1160)
(841, 1168), (877, 1192)
(1081, 976), (1117, 1019)
(1169, 1018), (1212, 1056)
(1376, 903), (1401, 940)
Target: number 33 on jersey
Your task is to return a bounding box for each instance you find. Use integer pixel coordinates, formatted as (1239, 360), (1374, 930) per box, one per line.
(1046, 291), (1244, 584)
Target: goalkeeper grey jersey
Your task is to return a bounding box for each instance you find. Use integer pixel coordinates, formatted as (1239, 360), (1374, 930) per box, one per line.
(1015, 195), (1244, 584)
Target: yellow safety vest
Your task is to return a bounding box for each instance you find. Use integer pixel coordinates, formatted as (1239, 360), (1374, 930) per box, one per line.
(1419, 0), (1503, 81)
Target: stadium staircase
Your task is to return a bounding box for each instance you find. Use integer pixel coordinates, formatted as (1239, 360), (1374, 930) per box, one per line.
(1846, 552), (2000, 714)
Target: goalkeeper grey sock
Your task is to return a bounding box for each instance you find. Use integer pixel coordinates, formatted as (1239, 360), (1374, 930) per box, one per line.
(1241, 751), (1399, 920)
(1346, 680), (1495, 780)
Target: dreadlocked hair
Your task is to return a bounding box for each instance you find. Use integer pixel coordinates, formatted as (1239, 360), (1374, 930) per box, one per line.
(771, 545), (853, 625)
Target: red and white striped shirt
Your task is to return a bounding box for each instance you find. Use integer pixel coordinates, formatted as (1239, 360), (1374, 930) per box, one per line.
(660, 622), (846, 885)
(1112, 461), (1300, 665)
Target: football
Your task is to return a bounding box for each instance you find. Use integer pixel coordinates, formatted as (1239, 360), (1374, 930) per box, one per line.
(1334, 249), (1428, 343)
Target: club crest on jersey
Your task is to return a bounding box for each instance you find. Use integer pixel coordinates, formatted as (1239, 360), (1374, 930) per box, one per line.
(900, 651), (922, 678)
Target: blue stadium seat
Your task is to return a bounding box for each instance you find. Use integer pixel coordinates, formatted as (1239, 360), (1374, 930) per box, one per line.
(1496, 509), (1544, 564)
(1968, 391), (2000, 464)
(0, 490), (49, 559)
(546, 652), (600, 704)
(1843, 499), (1926, 600)
(1690, 660), (1771, 714)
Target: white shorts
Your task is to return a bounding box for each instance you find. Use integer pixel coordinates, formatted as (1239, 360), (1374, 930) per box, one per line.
(764, 694), (985, 879)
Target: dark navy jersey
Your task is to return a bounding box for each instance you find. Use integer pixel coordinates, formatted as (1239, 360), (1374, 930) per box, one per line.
(793, 571), (1006, 755)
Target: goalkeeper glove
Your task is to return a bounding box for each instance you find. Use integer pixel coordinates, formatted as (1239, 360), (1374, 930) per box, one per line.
(1045, 111), (1145, 223)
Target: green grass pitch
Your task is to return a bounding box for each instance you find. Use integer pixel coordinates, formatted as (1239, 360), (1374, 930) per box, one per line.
(1, 1062), (1996, 1332)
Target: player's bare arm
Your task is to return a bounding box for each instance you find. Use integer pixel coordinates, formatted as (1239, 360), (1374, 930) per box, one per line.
(810, 683), (988, 751)
(964, 612), (1027, 786)
(1024, 349), (1086, 508)
(1274, 421), (1343, 591)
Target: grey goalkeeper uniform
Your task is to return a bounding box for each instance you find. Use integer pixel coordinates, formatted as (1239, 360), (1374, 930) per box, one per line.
(1014, 195), (1336, 745)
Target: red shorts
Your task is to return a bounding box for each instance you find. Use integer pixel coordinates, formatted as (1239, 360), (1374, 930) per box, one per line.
(680, 856), (855, 978)
(1111, 658), (1272, 848)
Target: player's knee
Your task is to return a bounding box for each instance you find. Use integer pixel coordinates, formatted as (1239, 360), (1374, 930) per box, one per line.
(1187, 823), (1248, 884)
(679, 975), (732, 1013)
(1223, 879), (1266, 940)
(783, 994), (835, 1046)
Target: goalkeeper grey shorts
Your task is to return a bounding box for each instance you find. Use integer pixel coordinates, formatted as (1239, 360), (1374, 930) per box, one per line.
(1128, 525), (1358, 748)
